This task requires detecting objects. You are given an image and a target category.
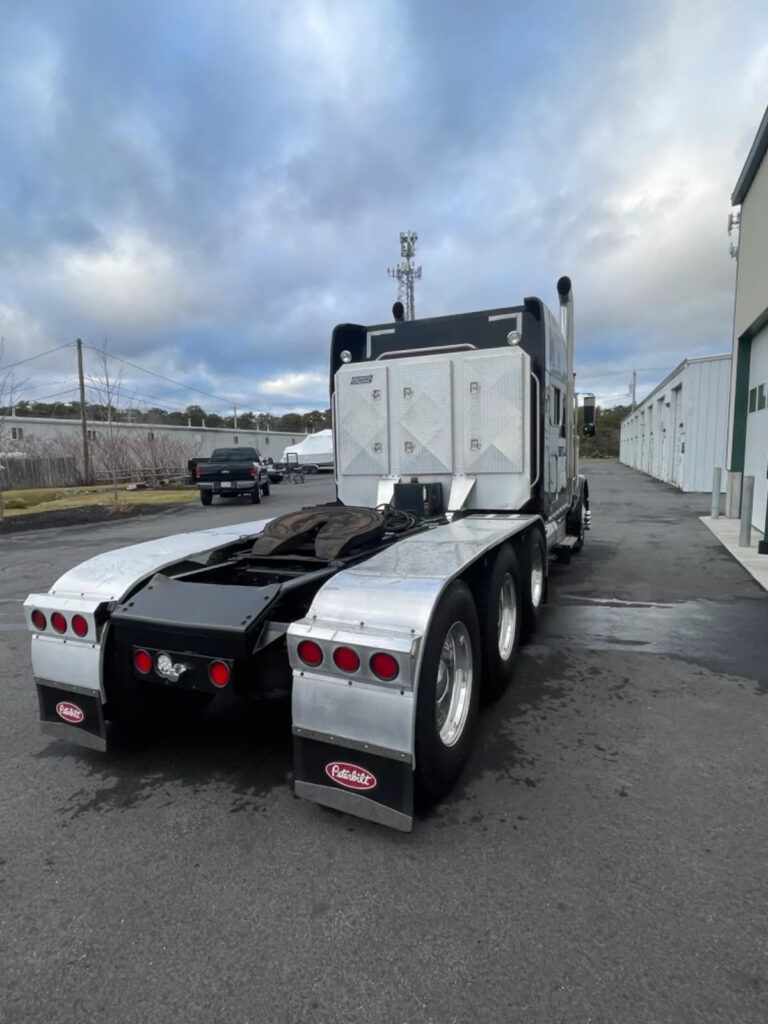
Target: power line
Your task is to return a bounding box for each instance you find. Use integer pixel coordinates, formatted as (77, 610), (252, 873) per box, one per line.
(82, 378), (209, 416)
(22, 386), (81, 404)
(83, 345), (239, 406)
(108, 390), (191, 414)
(0, 344), (73, 371)
(17, 378), (79, 397)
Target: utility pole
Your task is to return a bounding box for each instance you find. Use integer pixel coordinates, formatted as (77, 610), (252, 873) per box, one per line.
(233, 404), (238, 430)
(76, 338), (91, 484)
(387, 231), (422, 320)
(631, 369), (637, 411)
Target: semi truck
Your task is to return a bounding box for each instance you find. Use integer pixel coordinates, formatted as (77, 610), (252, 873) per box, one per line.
(24, 277), (592, 832)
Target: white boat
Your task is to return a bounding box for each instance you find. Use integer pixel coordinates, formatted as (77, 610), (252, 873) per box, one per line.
(281, 429), (334, 472)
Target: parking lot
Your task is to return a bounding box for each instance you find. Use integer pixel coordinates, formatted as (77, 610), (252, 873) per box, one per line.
(1, 463), (766, 1024)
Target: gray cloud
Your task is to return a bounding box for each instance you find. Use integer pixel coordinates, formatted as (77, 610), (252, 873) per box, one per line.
(0, 0), (766, 415)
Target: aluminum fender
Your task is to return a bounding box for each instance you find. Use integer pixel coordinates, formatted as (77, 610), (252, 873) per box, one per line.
(44, 517), (272, 603)
(31, 634), (103, 697)
(26, 519), (272, 702)
(290, 514), (540, 759)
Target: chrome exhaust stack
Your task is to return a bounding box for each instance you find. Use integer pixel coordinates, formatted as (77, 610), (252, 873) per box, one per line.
(557, 276), (576, 494)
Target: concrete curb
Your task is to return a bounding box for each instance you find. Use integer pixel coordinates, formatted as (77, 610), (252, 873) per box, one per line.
(700, 516), (768, 593)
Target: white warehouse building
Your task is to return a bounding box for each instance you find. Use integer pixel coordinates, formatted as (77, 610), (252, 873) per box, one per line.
(2, 415), (308, 483)
(619, 355), (731, 492)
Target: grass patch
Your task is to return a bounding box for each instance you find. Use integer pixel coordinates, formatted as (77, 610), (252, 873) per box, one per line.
(1, 484), (199, 517)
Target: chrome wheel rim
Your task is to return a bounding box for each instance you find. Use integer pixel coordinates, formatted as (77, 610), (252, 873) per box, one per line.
(530, 544), (544, 607)
(497, 573), (517, 661)
(434, 621), (473, 747)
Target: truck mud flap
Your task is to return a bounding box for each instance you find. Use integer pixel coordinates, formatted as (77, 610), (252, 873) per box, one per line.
(36, 681), (107, 752)
(293, 733), (413, 832)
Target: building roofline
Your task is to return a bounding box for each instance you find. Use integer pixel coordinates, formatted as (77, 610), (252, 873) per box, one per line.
(732, 104), (768, 205)
(1, 417), (306, 436)
(620, 354), (731, 426)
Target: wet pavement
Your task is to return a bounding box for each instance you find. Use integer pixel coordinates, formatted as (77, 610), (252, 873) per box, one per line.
(0, 462), (765, 1024)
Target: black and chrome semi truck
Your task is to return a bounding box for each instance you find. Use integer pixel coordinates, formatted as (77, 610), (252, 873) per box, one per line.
(25, 277), (592, 832)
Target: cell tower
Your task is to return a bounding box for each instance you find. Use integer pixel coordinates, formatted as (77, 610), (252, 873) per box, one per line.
(387, 231), (422, 320)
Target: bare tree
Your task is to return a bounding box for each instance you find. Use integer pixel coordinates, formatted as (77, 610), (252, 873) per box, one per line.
(85, 344), (196, 496)
(125, 431), (196, 484)
(0, 339), (25, 519)
(86, 343), (130, 509)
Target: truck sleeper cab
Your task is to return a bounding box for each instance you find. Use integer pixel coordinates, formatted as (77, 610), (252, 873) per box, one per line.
(25, 279), (590, 831)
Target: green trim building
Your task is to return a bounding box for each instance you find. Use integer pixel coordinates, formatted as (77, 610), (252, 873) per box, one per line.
(726, 105), (768, 543)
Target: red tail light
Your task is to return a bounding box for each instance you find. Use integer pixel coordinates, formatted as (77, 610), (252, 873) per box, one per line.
(333, 646), (360, 673)
(209, 661), (231, 687)
(195, 465), (201, 479)
(31, 610), (47, 631)
(51, 612), (67, 634)
(71, 614), (88, 638)
(370, 652), (399, 681)
(249, 463), (257, 477)
(134, 649), (152, 674)
(297, 640), (323, 667)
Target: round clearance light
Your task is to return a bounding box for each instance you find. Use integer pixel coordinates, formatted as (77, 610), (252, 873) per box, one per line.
(297, 640), (323, 667)
(134, 649), (152, 675)
(507, 330), (521, 346)
(209, 661), (231, 688)
(31, 610), (47, 631)
(51, 612), (67, 635)
(370, 652), (399, 681)
(71, 614), (88, 638)
(340, 350), (352, 364)
(333, 646), (360, 673)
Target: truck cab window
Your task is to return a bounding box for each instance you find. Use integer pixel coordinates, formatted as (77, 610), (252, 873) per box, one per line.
(549, 386), (563, 426)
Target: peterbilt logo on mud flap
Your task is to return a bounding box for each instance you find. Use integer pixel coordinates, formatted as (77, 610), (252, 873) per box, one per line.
(55, 701), (85, 724)
(325, 762), (377, 791)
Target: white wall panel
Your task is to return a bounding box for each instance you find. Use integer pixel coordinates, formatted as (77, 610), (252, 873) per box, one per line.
(619, 356), (730, 492)
(0, 417), (306, 460)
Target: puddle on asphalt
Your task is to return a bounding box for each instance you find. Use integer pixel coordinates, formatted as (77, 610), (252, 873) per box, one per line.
(545, 597), (767, 684)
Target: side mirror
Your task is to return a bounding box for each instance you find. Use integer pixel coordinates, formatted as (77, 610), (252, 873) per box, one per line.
(583, 394), (596, 437)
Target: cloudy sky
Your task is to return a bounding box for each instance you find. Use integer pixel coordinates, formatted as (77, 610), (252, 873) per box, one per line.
(1, 0), (767, 416)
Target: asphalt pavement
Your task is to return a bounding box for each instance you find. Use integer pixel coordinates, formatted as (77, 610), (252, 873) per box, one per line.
(0, 463), (765, 1024)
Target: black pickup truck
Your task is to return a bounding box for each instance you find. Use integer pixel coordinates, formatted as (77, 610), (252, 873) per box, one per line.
(194, 447), (271, 506)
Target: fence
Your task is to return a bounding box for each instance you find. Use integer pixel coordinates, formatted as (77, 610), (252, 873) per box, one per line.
(91, 466), (188, 485)
(0, 456), (78, 490)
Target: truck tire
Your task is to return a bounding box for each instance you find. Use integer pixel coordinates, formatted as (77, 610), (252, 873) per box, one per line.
(480, 545), (521, 702)
(251, 485), (261, 504)
(261, 479), (270, 497)
(200, 490), (212, 506)
(521, 530), (547, 638)
(415, 581), (480, 803)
